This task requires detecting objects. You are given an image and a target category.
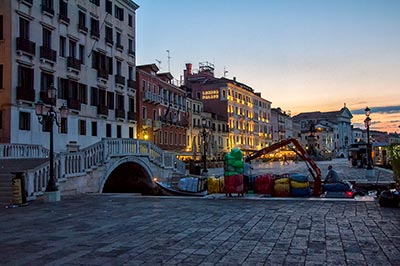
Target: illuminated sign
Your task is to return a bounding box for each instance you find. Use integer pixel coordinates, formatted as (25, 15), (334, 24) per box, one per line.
(202, 90), (219, 100)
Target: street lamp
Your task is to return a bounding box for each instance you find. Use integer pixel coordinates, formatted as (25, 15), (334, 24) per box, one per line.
(35, 84), (68, 197)
(364, 106), (373, 170)
(201, 117), (209, 175)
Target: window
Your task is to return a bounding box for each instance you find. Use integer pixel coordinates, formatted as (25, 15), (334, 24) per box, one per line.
(78, 83), (87, 103)
(105, 26), (113, 44)
(59, 0), (68, 20)
(0, 111), (2, 130)
(129, 97), (135, 112)
(115, 5), (124, 21)
(79, 44), (85, 64)
(116, 94), (124, 109)
(128, 14), (133, 27)
(18, 66), (34, 90)
(116, 125), (121, 138)
(59, 36), (66, 57)
(58, 78), (68, 99)
(128, 39), (134, 54)
(42, 27), (51, 48)
(128, 66), (133, 80)
(106, 0), (112, 14)
(69, 39), (76, 58)
(41, 72), (54, 92)
(116, 31), (122, 49)
(78, 11), (86, 31)
(91, 121), (97, 136)
(106, 123), (112, 137)
(42, 0), (54, 14)
(90, 18), (99, 37)
(60, 118), (67, 134)
(19, 112), (30, 131)
(19, 17), (29, 40)
(0, 16), (3, 40)
(91, 87), (98, 106)
(142, 106), (146, 119)
(107, 91), (114, 109)
(129, 127), (133, 138)
(78, 120), (86, 135)
(89, 0), (99, 6)
(116, 61), (121, 75)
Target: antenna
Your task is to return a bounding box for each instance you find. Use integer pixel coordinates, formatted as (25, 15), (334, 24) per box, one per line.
(224, 66), (228, 77)
(155, 59), (161, 69)
(166, 50), (171, 72)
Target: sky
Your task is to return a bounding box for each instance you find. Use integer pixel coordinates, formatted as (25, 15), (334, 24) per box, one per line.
(134, 0), (400, 133)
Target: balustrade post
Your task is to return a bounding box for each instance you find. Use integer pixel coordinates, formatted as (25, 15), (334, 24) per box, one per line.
(59, 153), (66, 178)
(103, 139), (109, 161)
(25, 172), (35, 200)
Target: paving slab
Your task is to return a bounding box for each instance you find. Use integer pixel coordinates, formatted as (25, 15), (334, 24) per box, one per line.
(1, 194), (400, 265)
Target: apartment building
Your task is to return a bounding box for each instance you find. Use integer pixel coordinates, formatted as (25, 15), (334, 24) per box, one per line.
(184, 62), (272, 155)
(0, 0), (139, 151)
(136, 64), (187, 151)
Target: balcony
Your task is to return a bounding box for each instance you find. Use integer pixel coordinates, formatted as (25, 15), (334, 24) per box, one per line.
(97, 105), (108, 116)
(128, 49), (135, 56)
(67, 57), (81, 71)
(115, 75), (125, 86)
(78, 23), (88, 33)
(40, 91), (55, 105)
(115, 109), (125, 119)
(127, 79), (135, 89)
(16, 86), (35, 102)
(143, 91), (154, 102)
(116, 43), (124, 50)
(153, 120), (161, 129)
(59, 13), (70, 24)
(127, 111), (137, 121)
(90, 30), (100, 39)
(40, 46), (57, 62)
(67, 98), (81, 111)
(97, 69), (108, 80)
(16, 37), (36, 56)
(41, 5), (54, 15)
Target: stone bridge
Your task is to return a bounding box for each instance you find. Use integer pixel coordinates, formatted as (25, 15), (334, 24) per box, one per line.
(0, 139), (186, 203)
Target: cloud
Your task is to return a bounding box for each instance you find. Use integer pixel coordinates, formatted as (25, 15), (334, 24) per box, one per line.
(351, 105), (400, 115)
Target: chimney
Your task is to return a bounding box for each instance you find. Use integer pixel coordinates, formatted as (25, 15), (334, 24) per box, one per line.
(233, 77), (236, 81)
(186, 63), (192, 75)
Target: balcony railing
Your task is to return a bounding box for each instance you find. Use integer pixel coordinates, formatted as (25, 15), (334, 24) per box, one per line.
(127, 79), (135, 89)
(116, 43), (124, 50)
(78, 23), (88, 33)
(97, 69), (108, 80)
(127, 111), (137, 121)
(22, 0), (33, 5)
(16, 37), (36, 56)
(90, 30), (100, 39)
(16, 86), (35, 102)
(115, 75), (125, 86)
(105, 37), (113, 45)
(40, 46), (57, 62)
(67, 57), (81, 71)
(39, 91), (55, 105)
(59, 13), (70, 24)
(115, 109), (125, 119)
(97, 105), (108, 116)
(67, 98), (81, 111)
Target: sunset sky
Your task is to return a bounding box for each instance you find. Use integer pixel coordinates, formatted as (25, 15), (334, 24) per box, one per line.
(135, 0), (400, 133)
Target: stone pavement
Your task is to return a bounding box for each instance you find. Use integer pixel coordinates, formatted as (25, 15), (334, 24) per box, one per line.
(1, 194), (400, 266)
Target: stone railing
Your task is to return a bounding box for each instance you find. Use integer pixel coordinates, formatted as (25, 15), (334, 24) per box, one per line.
(4, 139), (186, 199)
(0, 144), (49, 158)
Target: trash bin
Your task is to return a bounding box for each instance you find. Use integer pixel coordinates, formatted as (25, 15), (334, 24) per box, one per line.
(12, 172), (26, 205)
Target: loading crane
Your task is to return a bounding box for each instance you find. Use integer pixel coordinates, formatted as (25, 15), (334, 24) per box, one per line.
(245, 138), (322, 196)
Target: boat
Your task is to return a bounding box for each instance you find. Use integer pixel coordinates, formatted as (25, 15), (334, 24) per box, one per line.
(154, 175), (208, 197)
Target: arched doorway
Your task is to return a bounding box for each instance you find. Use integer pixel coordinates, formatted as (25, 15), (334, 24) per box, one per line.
(102, 162), (154, 194)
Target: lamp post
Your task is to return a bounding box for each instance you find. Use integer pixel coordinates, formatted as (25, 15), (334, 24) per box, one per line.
(201, 117), (209, 175)
(364, 106), (373, 170)
(35, 85), (68, 198)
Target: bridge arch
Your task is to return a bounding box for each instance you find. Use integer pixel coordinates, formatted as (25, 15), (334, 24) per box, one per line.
(100, 156), (155, 194)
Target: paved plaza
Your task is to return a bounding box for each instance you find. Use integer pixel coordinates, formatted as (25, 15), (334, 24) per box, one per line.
(1, 193), (400, 266)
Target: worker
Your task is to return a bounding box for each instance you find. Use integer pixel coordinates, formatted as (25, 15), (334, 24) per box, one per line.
(324, 165), (339, 183)
(243, 161), (253, 195)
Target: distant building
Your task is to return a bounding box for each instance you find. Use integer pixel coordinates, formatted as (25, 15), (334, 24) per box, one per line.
(136, 64), (187, 152)
(0, 0), (139, 151)
(183, 62), (272, 155)
(292, 106), (353, 157)
(271, 108), (292, 143)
